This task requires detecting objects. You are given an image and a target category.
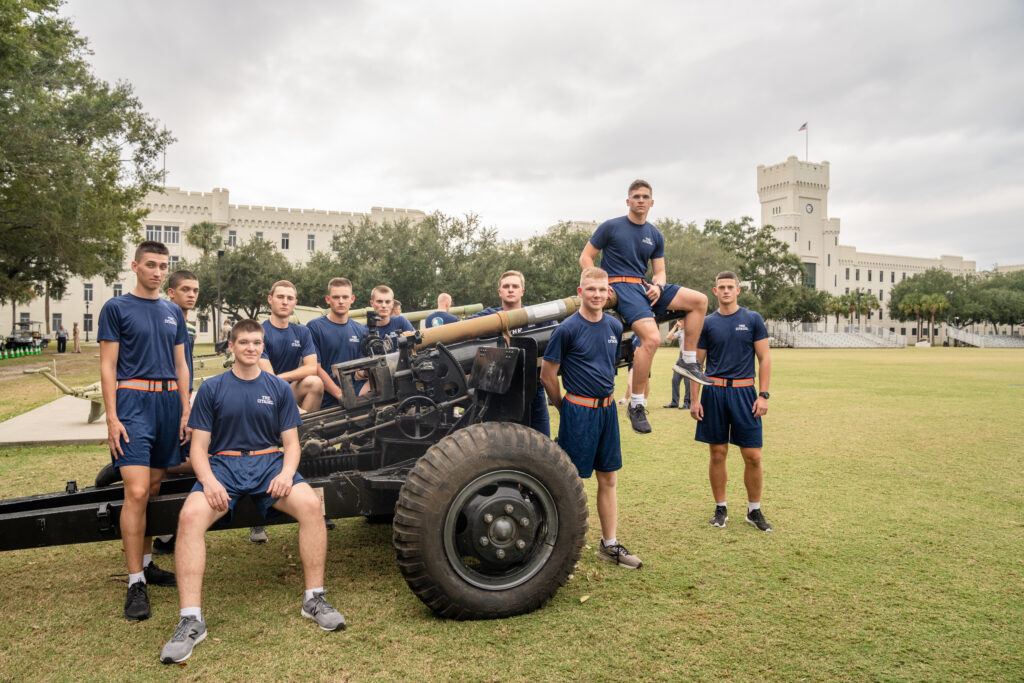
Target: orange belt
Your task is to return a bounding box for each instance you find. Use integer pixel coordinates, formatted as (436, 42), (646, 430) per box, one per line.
(564, 392), (615, 408)
(216, 448), (281, 456)
(117, 378), (178, 392)
(708, 376), (755, 388)
(607, 276), (646, 285)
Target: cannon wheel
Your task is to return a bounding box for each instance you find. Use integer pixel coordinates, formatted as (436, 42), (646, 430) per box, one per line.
(393, 422), (587, 619)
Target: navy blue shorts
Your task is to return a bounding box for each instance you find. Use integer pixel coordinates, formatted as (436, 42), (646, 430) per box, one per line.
(694, 385), (762, 448)
(191, 451), (306, 521)
(557, 401), (621, 478)
(111, 387), (182, 470)
(611, 282), (680, 326)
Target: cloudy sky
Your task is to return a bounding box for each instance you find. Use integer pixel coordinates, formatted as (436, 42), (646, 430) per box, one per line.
(63, 0), (1024, 268)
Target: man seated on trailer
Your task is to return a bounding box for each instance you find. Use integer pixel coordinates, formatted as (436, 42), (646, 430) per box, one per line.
(307, 277), (368, 408)
(259, 280), (323, 413)
(367, 285), (415, 351)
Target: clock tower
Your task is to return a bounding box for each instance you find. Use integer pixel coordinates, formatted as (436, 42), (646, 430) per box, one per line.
(757, 156), (841, 294)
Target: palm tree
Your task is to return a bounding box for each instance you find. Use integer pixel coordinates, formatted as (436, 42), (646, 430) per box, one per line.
(839, 292), (858, 333)
(898, 292), (924, 341)
(186, 221), (223, 256)
(824, 294), (845, 332)
(856, 292), (881, 331)
(921, 293), (949, 345)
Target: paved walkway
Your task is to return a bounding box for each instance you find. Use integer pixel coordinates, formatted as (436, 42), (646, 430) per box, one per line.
(0, 396), (107, 448)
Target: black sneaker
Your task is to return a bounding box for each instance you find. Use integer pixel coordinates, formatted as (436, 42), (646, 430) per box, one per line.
(152, 535), (175, 556)
(745, 508), (773, 532)
(144, 561), (177, 587)
(710, 505), (728, 527)
(124, 581), (150, 620)
(627, 403), (652, 434)
(681, 401), (690, 410)
(672, 361), (713, 386)
(662, 402), (678, 409)
(160, 616), (207, 663)
(95, 462), (121, 487)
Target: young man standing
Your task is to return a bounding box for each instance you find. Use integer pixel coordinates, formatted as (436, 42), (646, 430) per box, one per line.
(98, 241), (191, 620)
(159, 319), (344, 664)
(425, 293), (459, 327)
(663, 319), (692, 410)
(689, 271), (773, 532)
(580, 179), (711, 435)
(368, 285), (415, 351)
(307, 278), (367, 408)
(540, 267), (642, 569)
(472, 270), (553, 438)
(259, 280), (323, 413)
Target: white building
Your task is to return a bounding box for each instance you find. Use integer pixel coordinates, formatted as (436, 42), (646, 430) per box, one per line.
(757, 156), (977, 337)
(2, 186), (425, 344)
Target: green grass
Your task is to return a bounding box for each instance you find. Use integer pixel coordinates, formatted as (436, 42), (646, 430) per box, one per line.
(0, 348), (1021, 681)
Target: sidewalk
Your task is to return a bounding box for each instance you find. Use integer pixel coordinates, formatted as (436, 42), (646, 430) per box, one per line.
(0, 396), (107, 448)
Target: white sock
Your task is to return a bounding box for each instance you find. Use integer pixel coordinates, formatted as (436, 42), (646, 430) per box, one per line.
(143, 553), (153, 567)
(681, 350), (697, 364)
(602, 537), (617, 547)
(716, 502), (727, 509)
(629, 393), (646, 407)
(748, 502), (761, 512)
(180, 607), (202, 622)
(128, 571), (145, 586)
(305, 588), (324, 601)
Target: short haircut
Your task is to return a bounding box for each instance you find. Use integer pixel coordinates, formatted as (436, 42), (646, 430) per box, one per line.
(371, 285), (393, 300)
(327, 277), (352, 292)
(580, 266), (609, 286)
(167, 270), (198, 290)
(498, 270), (525, 288)
(230, 318), (264, 342)
(269, 280), (297, 296)
(716, 270), (739, 284)
(134, 241), (169, 262)
(628, 179), (652, 196)
(437, 293), (452, 307)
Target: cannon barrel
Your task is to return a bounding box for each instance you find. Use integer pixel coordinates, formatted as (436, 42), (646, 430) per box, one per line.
(413, 297), (584, 350)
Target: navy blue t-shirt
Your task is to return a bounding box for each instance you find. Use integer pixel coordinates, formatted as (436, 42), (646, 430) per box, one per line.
(188, 370), (302, 455)
(184, 318), (196, 391)
(588, 216), (665, 278)
(425, 311), (459, 327)
(697, 307), (768, 379)
(98, 293), (187, 380)
(308, 316), (367, 375)
(370, 315), (415, 351)
(260, 320), (316, 373)
(543, 312), (622, 398)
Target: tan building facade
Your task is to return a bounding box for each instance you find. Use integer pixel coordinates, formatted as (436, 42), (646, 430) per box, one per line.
(2, 186), (425, 345)
(757, 156), (977, 337)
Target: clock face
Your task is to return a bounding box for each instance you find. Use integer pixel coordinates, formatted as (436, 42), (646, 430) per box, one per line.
(805, 203), (814, 214)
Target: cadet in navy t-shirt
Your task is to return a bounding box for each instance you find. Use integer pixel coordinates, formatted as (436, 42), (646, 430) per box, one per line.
(541, 267), (642, 569)
(580, 179), (711, 436)
(309, 278), (368, 408)
(690, 271), (774, 533)
(258, 281), (324, 413)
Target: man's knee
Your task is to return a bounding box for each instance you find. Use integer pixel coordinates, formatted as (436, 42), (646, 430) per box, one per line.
(301, 376), (323, 392)
(740, 448), (762, 467)
(177, 494), (216, 534)
(287, 484), (322, 521)
(709, 445), (729, 464)
(595, 470), (618, 490)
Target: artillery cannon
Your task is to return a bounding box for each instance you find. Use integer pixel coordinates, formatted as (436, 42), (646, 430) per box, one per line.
(0, 296), (669, 619)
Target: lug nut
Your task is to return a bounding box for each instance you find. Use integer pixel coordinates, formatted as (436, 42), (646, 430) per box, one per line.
(516, 540), (526, 549)
(495, 549), (505, 559)
(519, 517), (529, 527)
(504, 504), (514, 514)
(479, 537), (489, 546)
(483, 513), (493, 523)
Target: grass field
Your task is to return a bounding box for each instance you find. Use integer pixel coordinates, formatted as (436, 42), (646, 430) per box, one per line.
(0, 348), (1021, 681)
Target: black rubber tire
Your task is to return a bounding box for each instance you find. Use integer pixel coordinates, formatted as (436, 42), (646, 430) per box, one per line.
(393, 422), (587, 620)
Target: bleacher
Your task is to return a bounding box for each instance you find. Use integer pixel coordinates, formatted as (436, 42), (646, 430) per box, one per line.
(947, 326), (1024, 348)
(765, 322), (905, 348)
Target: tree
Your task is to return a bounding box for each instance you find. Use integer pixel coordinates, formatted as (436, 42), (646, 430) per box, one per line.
(656, 219), (744, 313)
(215, 239), (292, 320)
(920, 293), (948, 344)
(0, 2), (173, 307)
(186, 221), (223, 256)
(824, 293), (846, 332)
(895, 292), (924, 340)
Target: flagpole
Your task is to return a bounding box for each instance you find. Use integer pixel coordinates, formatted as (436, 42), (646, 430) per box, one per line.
(805, 125), (809, 161)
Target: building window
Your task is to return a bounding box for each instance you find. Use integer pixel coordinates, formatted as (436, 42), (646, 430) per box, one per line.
(146, 224), (162, 241)
(793, 232), (797, 243)
(891, 272), (895, 283)
(901, 327), (906, 336)
(113, 284), (122, 297)
(255, 231), (263, 241)
(878, 270), (883, 282)
(855, 269), (860, 281)
(845, 267), (850, 280)
(84, 314), (93, 333)
(902, 272), (906, 280)
(834, 275), (837, 287)
(164, 225), (180, 244)
(199, 318), (209, 334)
(169, 255), (179, 267)
(52, 313), (62, 331)
(868, 270), (872, 282)
(20, 312), (30, 324)
(228, 230), (237, 247)
(845, 287), (849, 294)
(802, 262), (816, 289)
(281, 233), (290, 250)
(84, 283), (93, 302)
(879, 289), (883, 301)
(835, 237), (838, 245)
(827, 254), (831, 266)
(307, 234), (315, 250)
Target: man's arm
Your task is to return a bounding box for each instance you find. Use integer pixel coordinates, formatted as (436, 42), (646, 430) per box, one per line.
(645, 257), (667, 302)
(189, 429), (230, 511)
(99, 340), (127, 456)
(267, 428), (301, 498)
(689, 348), (707, 421)
(271, 355), (318, 383)
(173, 343), (191, 443)
(579, 242), (599, 269)
(318, 366), (343, 401)
(539, 360), (563, 412)
(752, 338), (771, 417)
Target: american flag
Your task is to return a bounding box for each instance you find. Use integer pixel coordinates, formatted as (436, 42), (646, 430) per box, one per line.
(798, 122), (808, 131)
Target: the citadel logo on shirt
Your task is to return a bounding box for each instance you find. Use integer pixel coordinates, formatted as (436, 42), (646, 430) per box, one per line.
(348, 335), (359, 343)
(291, 339), (301, 347)
(257, 395), (275, 406)
(607, 335), (618, 344)
(735, 323), (750, 331)
(163, 316), (178, 327)
(642, 237), (654, 246)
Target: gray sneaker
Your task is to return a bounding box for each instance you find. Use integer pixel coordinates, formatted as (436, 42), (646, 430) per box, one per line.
(160, 616), (207, 664)
(249, 526), (268, 544)
(626, 403), (652, 434)
(710, 505), (728, 527)
(595, 540), (643, 569)
(301, 592), (346, 631)
(672, 361), (712, 385)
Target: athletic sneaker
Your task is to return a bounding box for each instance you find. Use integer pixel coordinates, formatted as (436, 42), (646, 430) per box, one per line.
(595, 540), (643, 569)
(124, 581), (150, 621)
(249, 526), (268, 544)
(672, 361), (712, 386)
(301, 592), (346, 631)
(745, 508), (773, 532)
(95, 462), (121, 487)
(144, 561), (177, 587)
(160, 616), (207, 664)
(710, 505), (728, 527)
(152, 535), (175, 556)
(662, 402), (678, 409)
(681, 401), (690, 410)
(627, 403), (652, 434)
